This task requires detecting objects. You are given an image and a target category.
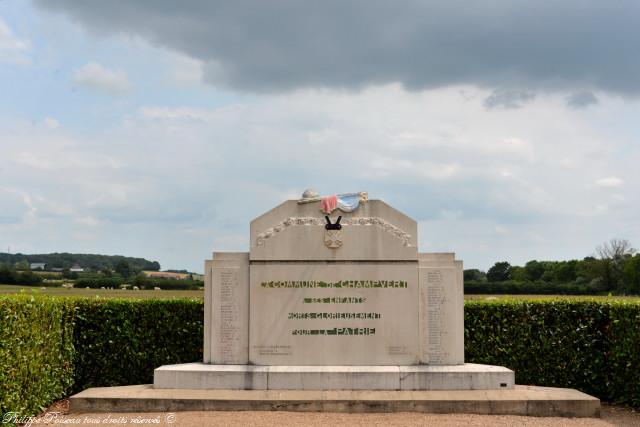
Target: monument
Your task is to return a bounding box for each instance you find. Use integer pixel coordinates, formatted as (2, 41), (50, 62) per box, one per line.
(154, 190), (514, 390)
(70, 191), (599, 417)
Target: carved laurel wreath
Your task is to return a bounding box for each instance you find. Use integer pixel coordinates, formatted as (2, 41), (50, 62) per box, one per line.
(256, 217), (412, 247)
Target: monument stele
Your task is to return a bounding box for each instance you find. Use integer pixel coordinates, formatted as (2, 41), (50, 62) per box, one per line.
(154, 191), (514, 390)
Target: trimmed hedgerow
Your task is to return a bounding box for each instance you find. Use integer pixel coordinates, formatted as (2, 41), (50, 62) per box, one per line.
(0, 296), (202, 421)
(605, 301), (640, 406)
(0, 295), (75, 422)
(464, 299), (640, 407)
(1, 295), (639, 421)
(71, 298), (203, 391)
(464, 300), (610, 398)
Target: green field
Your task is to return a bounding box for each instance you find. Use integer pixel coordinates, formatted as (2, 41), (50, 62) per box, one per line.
(2, 284), (639, 301)
(0, 284), (203, 299)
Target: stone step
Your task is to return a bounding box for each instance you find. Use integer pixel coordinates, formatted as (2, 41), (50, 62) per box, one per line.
(153, 363), (515, 390)
(69, 384), (600, 418)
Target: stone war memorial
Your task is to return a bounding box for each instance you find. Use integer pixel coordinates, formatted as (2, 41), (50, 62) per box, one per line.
(71, 191), (600, 416)
(155, 190), (513, 390)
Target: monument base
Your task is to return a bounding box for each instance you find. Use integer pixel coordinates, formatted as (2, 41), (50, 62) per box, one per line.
(69, 384), (600, 417)
(153, 363), (514, 391)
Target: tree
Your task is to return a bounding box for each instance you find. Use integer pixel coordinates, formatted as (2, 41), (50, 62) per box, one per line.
(623, 255), (640, 294)
(597, 238), (636, 260)
(487, 262), (511, 282)
(524, 260), (545, 281)
(595, 239), (635, 292)
(133, 273), (150, 288)
(463, 269), (486, 282)
(576, 257), (601, 282)
(0, 264), (16, 283)
(115, 260), (132, 278)
(14, 260), (29, 271)
(508, 266), (529, 282)
(554, 260), (578, 283)
(62, 269), (79, 280)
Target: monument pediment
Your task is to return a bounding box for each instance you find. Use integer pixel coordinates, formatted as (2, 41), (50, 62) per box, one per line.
(250, 199), (417, 261)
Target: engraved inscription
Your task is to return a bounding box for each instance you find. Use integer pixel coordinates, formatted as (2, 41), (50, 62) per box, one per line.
(262, 279), (405, 337)
(426, 269), (450, 363)
(219, 269), (240, 361)
(253, 345), (292, 356)
(250, 264), (420, 365)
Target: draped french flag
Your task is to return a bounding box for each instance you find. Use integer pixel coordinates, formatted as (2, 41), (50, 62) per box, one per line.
(321, 193), (362, 214)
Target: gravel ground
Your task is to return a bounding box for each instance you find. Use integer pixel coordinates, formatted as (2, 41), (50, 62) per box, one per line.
(25, 400), (640, 427)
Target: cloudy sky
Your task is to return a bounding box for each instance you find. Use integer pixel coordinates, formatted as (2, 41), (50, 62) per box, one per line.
(1, 1), (639, 272)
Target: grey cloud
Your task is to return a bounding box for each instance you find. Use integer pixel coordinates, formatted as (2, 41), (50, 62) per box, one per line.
(483, 89), (535, 110)
(4, 84), (639, 271)
(566, 91), (599, 109)
(34, 1), (640, 94)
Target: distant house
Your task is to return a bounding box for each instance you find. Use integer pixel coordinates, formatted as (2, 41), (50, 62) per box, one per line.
(30, 263), (46, 271)
(70, 264), (84, 273)
(142, 271), (190, 280)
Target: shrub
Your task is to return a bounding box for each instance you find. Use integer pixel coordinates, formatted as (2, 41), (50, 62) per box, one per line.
(0, 295), (75, 421)
(465, 300), (610, 398)
(465, 299), (640, 407)
(605, 301), (640, 406)
(0, 266), (43, 285)
(71, 298), (203, 391)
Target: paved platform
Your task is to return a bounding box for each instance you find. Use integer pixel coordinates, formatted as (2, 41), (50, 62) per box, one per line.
(154, 363), (515, 390)
(69, 384), (600, 417)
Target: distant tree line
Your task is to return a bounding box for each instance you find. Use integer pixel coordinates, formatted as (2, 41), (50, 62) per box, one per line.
(0, 252), (160, 273)
(466, 239), (640, 295)
(75, 275), (202, 290)
(0, 263), (203, 289)
(0, 265), (43, 285)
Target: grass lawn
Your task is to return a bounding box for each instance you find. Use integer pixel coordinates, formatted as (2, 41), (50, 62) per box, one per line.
(0, 284), (203, 299)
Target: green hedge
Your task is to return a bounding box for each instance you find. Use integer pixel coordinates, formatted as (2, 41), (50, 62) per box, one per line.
(1, 296), (639, 421)
(72, 298), (203, 390)
(0, 266), (43, 285)
(465, 299), (640, 406)
(0, 296), (75, 420)
(599, 302), (640, 405)
(0, 296), (202, 421)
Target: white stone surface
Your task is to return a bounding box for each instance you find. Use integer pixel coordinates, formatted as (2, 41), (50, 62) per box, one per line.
(249, 263), (420, 365)
(399, 364), (514, 390)
(155, 363), (268, 390)
(418, 258), (464, 365)
(197, 198), (487, 391)
(205, 253), (250, 364)
(418, 253), (455, 262)
(154, 363), (514, 391)
(266, 366), (400, 390)
(250, 200), (418, 261)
